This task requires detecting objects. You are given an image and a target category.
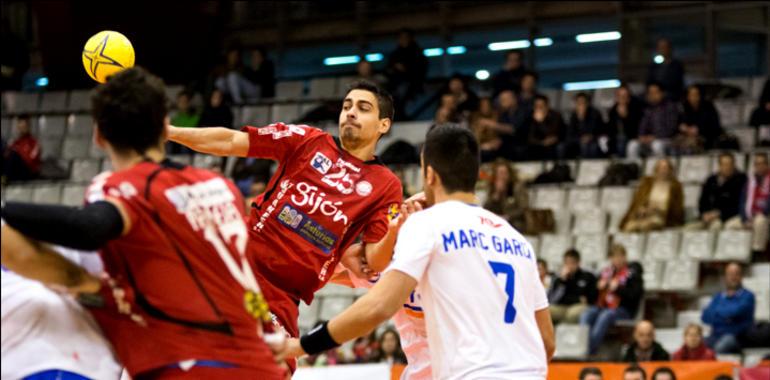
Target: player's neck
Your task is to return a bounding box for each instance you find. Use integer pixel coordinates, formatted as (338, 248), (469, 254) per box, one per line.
(434, 190), (478, 205)
(341, 140), (376, 162)
(109, 147), (165, 171)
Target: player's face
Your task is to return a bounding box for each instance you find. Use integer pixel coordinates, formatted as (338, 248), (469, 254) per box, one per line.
(339, 89), (391, 150)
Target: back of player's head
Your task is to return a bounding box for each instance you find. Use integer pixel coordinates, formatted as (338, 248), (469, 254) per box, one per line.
(346, 80), (394, 122)
(423, 123), (479, 193)
(579, 366), (603, 380)
(623, 365), (647, 380)
(91, 67), (168, 154)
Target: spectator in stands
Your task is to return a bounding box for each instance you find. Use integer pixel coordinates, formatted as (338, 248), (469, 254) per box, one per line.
(726, 152), (770, 253)
(443, 74), (479, 119)
(243, 47), (275, 99)
(579, 367), (603, 380)
(581, 244), (644, 355)
(527, 94), (565, 160)
(352, 331), (379, 364)
(673, 85), (722, 154)
(518, 71), (539, 112)
(672, 323), (716, 361)
(548, 249), (598, 324)
(471, 97), (506, 161)
(171, 91), (201, 128)
(215, 48), (260, 104)
(483, 159), (529, 231)
(198, 89), (234, 129)
(623, 365), (647, 380)
(621, 320), (671, 362)
(647, 38), (685, 100)
(621, 158), (684, 232)
(434, 93), (460, 124)
(496, 90), (529, 160)
(608, 83), (645, 157)
(749, 79), (770, 147)
(651, 367), (677, 380)
(563, 92), (607, 158)
(371, 328), (407, 365)
(702, 262), (756, 354)
(691, 152), (747, 230)
(537, 258), (554, 290)
(232, 157), (272, 197)
(492, 50), (527, 97)
(354, 60), (385, 87)
(627, 82), (679, 159)
(385, 28), (428, 118)
(2, 115), (40, 182)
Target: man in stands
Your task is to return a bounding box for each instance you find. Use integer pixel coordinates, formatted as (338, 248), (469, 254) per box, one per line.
(620, 320), (670, 362)
(646, 38), (685, 100)
(694, 152), (746, 230)
(702, 262), (755, 354)
(491, 50), (527, 97)
(167, 80), (404, 370)
(527, 94), (565, 160)
(3, 114), (40, 182)
(548, 249), (598, 325)
(627, 82), (678, 159)
(726, 152), (769, 253)
(1, 67), (284, 378)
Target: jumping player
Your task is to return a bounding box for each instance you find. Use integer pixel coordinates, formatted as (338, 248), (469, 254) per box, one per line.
(1, 67), (284, 379)
(166, 81), (404, 349)
(278, 124), (555, 379)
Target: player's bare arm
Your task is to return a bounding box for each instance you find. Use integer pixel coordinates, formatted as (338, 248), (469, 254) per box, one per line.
(535, 307), (556, 361)
(363, 203), (412, 273)
(167, 125), (250, 157)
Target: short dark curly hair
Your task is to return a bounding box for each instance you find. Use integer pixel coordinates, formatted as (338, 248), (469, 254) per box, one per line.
(345, 80), (394, 121)
(91, 67), (168, 154)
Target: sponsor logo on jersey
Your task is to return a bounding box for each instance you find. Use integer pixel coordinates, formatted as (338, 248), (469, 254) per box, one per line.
(355, 181), (373, 197)
(387, 203), (400, 222)
(291, 182), (350, 225)
(255, 179), (293, 231)
(479, 216), (503, 228)
(277, 204), (338, 254)
(311, 152), (333, 175)
(258, 124), (307, 140)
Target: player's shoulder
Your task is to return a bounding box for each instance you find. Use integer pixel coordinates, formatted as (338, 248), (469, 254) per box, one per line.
(244, 122), (326, 139)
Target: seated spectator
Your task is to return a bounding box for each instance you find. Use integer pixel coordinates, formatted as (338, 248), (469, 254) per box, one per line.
(579, 367), (603, 380)
(623, 365), (647, 380)
(353, 60), (386, 87)
(2, 115), (40, 182)
(580, 244), (644, 355)
(443, 74), (479, 118)
(352, 330), (379, 364)
(651, 367), (677, 380)
(471, 97), (507, 161)
(701, 262), (756, 354)
(243, 47), (275, 99)
(434, 93), (461, 124)
(690, 152), (747, 230)
(537, 258), (554, 290)
(232, 157), (273, 197)
(370, 328), (407, 365)
(548, 249), (598, 324)
(725, 152), (769, 252)
(527, 94), (565, 160)
(215, 48), (260, 104)
(749, 79), (770, 146)
(627, 82), (679, 159)
(621, 320), (671, 362)
(607, 83), (645, 157)
(518, 71), (539, 112)
(198, 89), (234, 129)
(672, 323), (716, 361)
(563, 92), (607, 158)
(621, 158), (684, 232)
(492, 50), (527, 97)
(482, 159), (529, 231)
(171, 91), (201, 128)
(496, 90), (529, 160)
(672, 85), (722, 154)
(386, 28), (428, 118)
(647, 37), (685, 100)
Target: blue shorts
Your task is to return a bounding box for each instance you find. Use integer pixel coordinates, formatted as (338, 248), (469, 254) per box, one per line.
(23, 370), (91, 380)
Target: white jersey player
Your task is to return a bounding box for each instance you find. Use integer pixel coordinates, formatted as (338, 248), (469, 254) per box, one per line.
(279, 124), (555, 379)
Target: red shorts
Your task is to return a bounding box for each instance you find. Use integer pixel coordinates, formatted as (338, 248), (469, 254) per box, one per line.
(254, 269), (301, 373)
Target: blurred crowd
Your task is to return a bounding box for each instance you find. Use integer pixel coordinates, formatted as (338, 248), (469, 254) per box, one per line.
(298, 327), (407, 368)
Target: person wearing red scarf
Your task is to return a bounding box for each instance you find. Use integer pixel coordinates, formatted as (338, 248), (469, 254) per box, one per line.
(672, 323), (716, 361)
(726, 152), (769, 252)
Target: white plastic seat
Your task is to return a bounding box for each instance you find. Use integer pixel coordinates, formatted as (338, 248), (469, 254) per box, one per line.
(67, 90), (92, 111)
(732, 127), (757, 150)
(4, 92), (39, 113)
(662, 260), (699, 291)
(318, 296), (354, 320)
(335, 76), (357, 97)
(742, 278), (770, 321)
(721, 77), (751, 95)
(711, 152), (747, 173)
(240, 105), (271, 127)
(677, 311), (702, 328)
(600, 186), (633, 215)
(192, 154), (223, 170)
(270, 103), (301, 123)
(275, 81), (305, 99)
(683, 184), (701, 211)
(32, 184), (62, 204)
(61, 138), (91, 160)
(554, 324), (589, 359)
(308, 78), (337, 98)
(743, 348), (770, 368)
(611, 232), (646, 261)
(298, 301), (320, 332)
(714, 230), (752, 261)
(641, 259), (664, 291)
(750, 76), (767, 99)
(554, 209), (573, 234)
(645, 157), (678, 176)
(572, 208), (606, 234)
(681, 230), (716, 261)
(533, 186), (565, 210)
(71, 158), (102, 182)
(39, 91), (68, 112)
(3, 185), (34, 202)
(678, 155), (712, 184)
(539, 234), (573, 265)
(655, 328), (685, 354)
(576, 160), (609, 186)
(37, 115), (67, 139)
(67, 114), (94, 137)
(40, 137), (63, 159)
(515, 162), (544, 183)
(61, 184), (87, 206)
(644, 230), (681, 261)
(574, 233), (608, 265)
(567, 187), (599, 212)
(594, 88), (616, 110)
(714, 100), (743, 127)
(523, 235), (540, 254)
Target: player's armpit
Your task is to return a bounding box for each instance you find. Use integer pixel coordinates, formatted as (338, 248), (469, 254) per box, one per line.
(535, 307), (556, 361)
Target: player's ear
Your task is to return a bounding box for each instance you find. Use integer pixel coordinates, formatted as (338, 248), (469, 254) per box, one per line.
(378, 117), (392, 135)
(425, 165), (436, 186)
(161, 116), (170, 141)
(93, 123), (106, 149)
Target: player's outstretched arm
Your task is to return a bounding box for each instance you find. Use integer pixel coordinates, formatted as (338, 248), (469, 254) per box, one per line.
(167, 125), (250, 157)
(535, 307), (556, 361)
(364, 203), (415, 273)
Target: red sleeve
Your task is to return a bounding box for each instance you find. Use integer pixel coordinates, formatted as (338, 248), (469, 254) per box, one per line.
(361, 177), (404, 244)
(240, 123), (320, 162)
(84, 172), (142, 227)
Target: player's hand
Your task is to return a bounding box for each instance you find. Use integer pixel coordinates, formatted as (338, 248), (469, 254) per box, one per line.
(340, 243), (374, 279)
(277, 338), (306, 359)
(405, 192), (428, 212)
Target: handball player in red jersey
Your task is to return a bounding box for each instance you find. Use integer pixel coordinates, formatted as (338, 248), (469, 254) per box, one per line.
(1, 67), (285, 379)
(166, 81), (405, 356)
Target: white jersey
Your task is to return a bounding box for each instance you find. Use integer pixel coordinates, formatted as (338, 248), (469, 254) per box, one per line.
(386, 201), (549, 380)
(350, 275), (431, 380)
(1, 250), (121, 380)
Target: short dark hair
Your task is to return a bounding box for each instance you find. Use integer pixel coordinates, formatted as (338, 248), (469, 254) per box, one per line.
(17, 114), (31, 123)
(564, 249), (581, 262)
(580, 367), (603, 380)
(624, 365), (647, 380)
(755, 152), (769, 163)
(652, 367), (676, 380)
(346, 80), (395, 121)
(535, 93), (549, 104)
(522, 70), (539, 82)
(718, 151), (735, 162)
(575, 92), (591, 102)
(505, 50), (524, 59)
(91, 67), (168, 154)
(647, 81), (663, 91)
(422, 123), (479, 193)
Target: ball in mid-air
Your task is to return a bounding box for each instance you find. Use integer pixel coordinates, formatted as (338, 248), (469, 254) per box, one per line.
(82, 30), (135, 83)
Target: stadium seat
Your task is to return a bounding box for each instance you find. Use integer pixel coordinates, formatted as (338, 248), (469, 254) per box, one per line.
(721, 77), (751, 96)
(593, 88), (615, 110)
(334, 76), (357, 97)
(514, 161), (544, 183)
(318, 296), (355, 321)
(61, 138), (91, 160)
(554, 209), (573, 234)
(678, 155), (711, 183)
(742, 277), (770, 321)
(749, 263), (770, 281)
(1, 117), (12, 141)
(240, 105), (271, 127)
(750, 76), (768, 100)
(574, 233), (608, 265)
(572, 208), (606, 234)
(645, 156), (678, 176)
(655, 328), (684, 354)
(3, 92), (39, 114)
(714, 230), (752, 261)
(677, 310), (702, 328)
(67, 90), (92, 112)
(298, 300), (320, 332)
(89, 140), (106, 159)
(554, 324), (589, 359)
(192, 154), (222, 170)
(167, 154), (192, 166)
(714, 100), (744, 127)
(275, 81), (305, 99)
(32, 183), (62, 204)
(524, 235), (540, 254)
(711, 152), (747, 172)
(715, 354), (742, 364)
(600, 186), (633, 215)
(683, 184), (701, 211)
(539, 234), (573, 265)
(67, 114), (94, 137)
(39, 91), (68, 112)
(308, 77), (337, 98)
(532, 186), (566, 210)
(567, 187), (599, 212)
(100, 158), (113, 173)
(680, 230), (716, 261)
(40, 137), (63, 159)
(316, 283), (356, 297)
(71, 158), (102, 182)
(379, 121), (432, 149)
(61, 184), (87, 206)
(743, 348), (770, 368)
(641, 259), (664, 291)
(607, 212), (624, 234)
(37, 115), (67, 139)
(575, 159), (609, 186)
(3, 185), (34, 202)
(644, 230), (681, 261)
(611, 232), (646, 261)
(732, 127), (757, 150)
(662, 260), (699, 291)
(271, 103), (301, 123)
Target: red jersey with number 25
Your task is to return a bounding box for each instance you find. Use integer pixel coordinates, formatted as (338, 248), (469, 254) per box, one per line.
(243, 123), (403, 304)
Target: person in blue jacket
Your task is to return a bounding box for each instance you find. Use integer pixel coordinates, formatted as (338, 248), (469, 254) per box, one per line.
(701, 262), (755, 354)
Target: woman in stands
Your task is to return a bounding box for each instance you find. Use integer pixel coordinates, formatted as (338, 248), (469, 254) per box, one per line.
(620, 158), (684, 232)
(482, 159), (529, 232)
(671, 323), (716, 361)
